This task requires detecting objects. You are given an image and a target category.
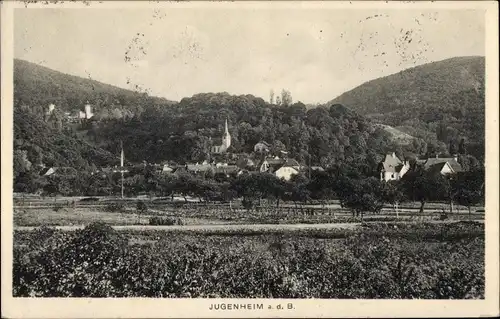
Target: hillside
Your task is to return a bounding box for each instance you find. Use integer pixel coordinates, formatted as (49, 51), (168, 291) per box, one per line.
(13, 106), (116, 176)
(13, 60), (400, 176)
(327, 56), (485, 158)
(374, 124), (414, 145)
(14, 57), (483, 186)
(14, 59), (176, 115)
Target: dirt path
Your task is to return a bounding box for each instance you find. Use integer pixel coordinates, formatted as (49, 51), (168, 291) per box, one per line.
(15, 223), (361, 232)
(14, 219), (483, 232)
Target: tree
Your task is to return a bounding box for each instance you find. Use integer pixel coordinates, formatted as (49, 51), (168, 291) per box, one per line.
(281, 89), (293, 106)
(14, 170), (46, 194)
(219, 182), (237, 205)
(455, 188), (483, 216)
(400, 168), (449, 214)
(43, 173), (79, 197)
(266, 174), (287, 208)
(307, 170), (336, 205)
(269, 89), (275, 104)
(336, 177), (385, 220)
(270, 140), (287, 156)
(13, 150), (32, 179)
(231, 173), (260, 211)
(123, 174), (146, 197)
(457, 154), (480, 171)
(286, 174), (311, 211)
(136, 201), (148, 223)
(381, 180), (405, 216)
(275, 95), (282, 106)
(458, 138), (467, 155)
(452, 169), (484, 215)
(194, 179), (221, 203)
(157, 173), (178, 200)
(174, 172), (199, 202)
(449, 140), (458, 155)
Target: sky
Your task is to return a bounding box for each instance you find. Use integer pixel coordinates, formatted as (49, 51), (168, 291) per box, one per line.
(14, 6), (485, 104)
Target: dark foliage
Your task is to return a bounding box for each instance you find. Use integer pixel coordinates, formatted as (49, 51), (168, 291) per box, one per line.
(13, 222), (484, 298)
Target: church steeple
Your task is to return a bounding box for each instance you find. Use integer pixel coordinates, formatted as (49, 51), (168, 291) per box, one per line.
(222, 118), (231, 151)
(211, 118), (231, 154)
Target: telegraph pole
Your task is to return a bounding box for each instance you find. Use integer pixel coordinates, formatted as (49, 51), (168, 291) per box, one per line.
(121, 171), (124, 199)
(120, 140), (124, 199)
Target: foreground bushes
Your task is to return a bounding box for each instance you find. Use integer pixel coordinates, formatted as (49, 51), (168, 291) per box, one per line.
(13, 222), (484, 298)
(148, 216), (184, 226)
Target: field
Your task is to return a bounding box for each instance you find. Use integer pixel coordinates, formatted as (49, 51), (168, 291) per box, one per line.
(12, 196), (485, 299)
(13, 221), (484, 298)
(13, 196), (484, 228)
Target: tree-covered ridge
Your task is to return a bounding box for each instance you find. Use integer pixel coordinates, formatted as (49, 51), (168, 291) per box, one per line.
(93, 93), (400, 168)
(13, 57), (484, 178)
(14, 107), (116, 174)
(14, 59), (176, 115)
(327, 56), (485, 159)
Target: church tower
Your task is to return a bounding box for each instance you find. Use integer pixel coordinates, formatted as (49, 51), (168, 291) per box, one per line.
(221, 118), (231, 151)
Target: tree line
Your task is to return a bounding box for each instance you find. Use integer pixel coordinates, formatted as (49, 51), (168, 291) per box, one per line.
(17, 161), (484, 217)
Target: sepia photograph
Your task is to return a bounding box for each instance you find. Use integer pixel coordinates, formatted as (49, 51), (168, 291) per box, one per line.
(1, 0), (499, 318)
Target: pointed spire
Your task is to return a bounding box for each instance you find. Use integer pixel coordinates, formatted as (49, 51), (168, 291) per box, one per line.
(224, 118), (229, 134)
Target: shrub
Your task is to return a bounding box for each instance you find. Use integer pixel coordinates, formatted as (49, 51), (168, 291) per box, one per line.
(105, 202), (125, 213)
(242, 198), (254, 211)
(79, 197), (99, 202)
(148, 216), (184, 226)
(136, 201), (148, 214)
(52, 203), (64, 212)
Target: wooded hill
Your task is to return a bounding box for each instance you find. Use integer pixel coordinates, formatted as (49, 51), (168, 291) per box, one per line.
(14, 59), (176, 116)
(13, 57), (484, 181)
(327, 56), (485, 159)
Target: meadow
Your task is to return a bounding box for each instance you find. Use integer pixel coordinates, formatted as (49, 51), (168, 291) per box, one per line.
(13, 221), (484, 299)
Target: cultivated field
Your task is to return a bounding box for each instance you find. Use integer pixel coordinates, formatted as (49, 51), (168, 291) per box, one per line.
(12, 195), (485, 299)
(13, 221), (484, 298)
(13, 195), (484, 228)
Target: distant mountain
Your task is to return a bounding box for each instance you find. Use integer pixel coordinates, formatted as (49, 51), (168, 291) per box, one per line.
(327, 56), (485, 158)
(14, 59), (176, 115)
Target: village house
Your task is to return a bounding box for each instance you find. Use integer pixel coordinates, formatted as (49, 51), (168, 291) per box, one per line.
(46, 103), (55, 115)
(378, 152), (410, 182)
(274, 165), (300, 181)
(213, 164), (240, 176)
(235, 156), (255, 170)
(79, 103), (94, 120)
(253, 141), (271, 153)
(186, 163), (213, 174)
(38, 166), (78, 177)
(162, 163), (175, 173)
(258, 156), (301, 181)
(418, 155), (463, 175)
(39, 166), (58, 177)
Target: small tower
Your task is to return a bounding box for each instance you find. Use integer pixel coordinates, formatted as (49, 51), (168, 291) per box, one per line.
(221, 118), (231, 151)
(84, 103), (94, 119)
